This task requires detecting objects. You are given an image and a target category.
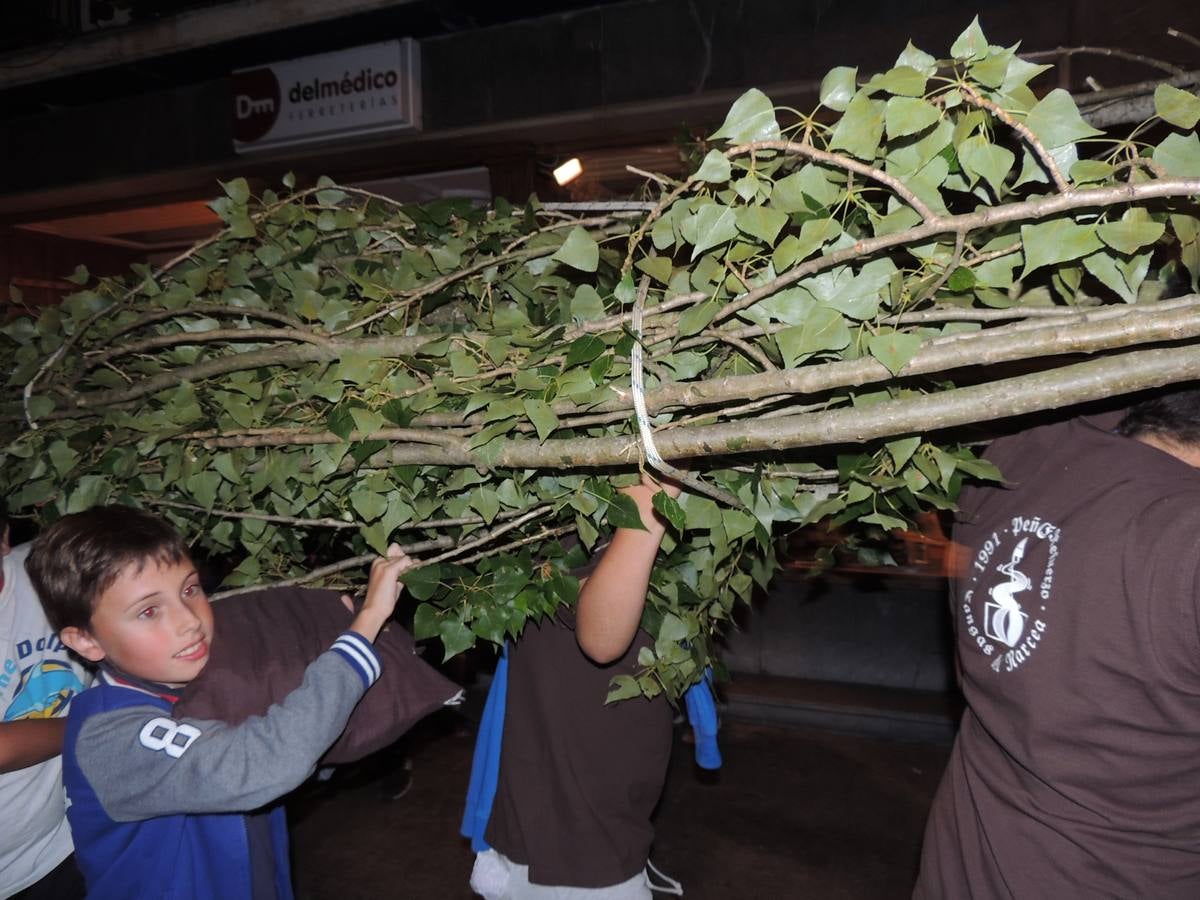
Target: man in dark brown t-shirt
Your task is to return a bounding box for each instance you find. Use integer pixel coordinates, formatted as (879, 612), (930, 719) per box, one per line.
(471, 475), (677, 899)
(915, 389), (1200, 899)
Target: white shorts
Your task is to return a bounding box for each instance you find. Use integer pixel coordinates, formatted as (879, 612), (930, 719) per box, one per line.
(470, 849), (661, 900)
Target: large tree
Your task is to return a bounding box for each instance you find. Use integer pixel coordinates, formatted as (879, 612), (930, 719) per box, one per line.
(3, 20), (1199, 698)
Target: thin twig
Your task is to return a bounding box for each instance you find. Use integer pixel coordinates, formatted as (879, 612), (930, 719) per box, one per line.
(1022, 45), (1187, 78)
(211, 537), (452, 600)
(913, 232), (966, 306)
(958, 83), (1070, 192)
(736, 139), (940, 222)
(625, 165), (677, 187)
(1167, 27), (1200, 53)
(701, 328), (778, 371)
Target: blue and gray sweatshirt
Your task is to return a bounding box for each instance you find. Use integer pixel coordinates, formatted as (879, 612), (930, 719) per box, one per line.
(62, 631), (380, 900)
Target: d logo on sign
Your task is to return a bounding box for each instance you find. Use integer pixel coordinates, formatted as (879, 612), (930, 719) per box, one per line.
(232, 67), (281, 143)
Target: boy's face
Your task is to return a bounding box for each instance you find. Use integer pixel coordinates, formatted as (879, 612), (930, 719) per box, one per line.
(61, 556), (214, 688)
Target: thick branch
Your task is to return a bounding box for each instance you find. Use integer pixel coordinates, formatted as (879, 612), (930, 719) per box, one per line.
(358, 338), (1200, 469)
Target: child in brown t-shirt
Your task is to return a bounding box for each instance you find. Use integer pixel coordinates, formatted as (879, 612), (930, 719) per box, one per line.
(468, 475), (681, 898)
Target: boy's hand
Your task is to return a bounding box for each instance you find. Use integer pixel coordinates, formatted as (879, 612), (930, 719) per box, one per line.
(619, 471), (682, 531)
(350, 544), (414, 642)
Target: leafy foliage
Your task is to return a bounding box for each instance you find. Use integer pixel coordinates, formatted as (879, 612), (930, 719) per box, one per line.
(3, 21), (1200, 699)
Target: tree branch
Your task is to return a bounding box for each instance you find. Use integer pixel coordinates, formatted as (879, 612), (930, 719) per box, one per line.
(959, 83), (1070, 192)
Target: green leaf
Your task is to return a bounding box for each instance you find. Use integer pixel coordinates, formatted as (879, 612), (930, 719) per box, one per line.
(869, 66), (928, 98)
(1154, 132), (1200, 177)
(695, 150), (732, 182)
(551, 227), (599, 272)
(951, 17), (989, 61)
(350, 489), (387, 522)
(1083, 251), (1150, 304)
(326, 406), (355, 441)
(828, 94), (886, 161)
(471, 487), (501, 524)
(614, 271), (637, 304)
(652, 490), (687, 532)
(885, 97), (941, 138)
(570, 284), (606, 321)
(689, 204), (739, 260)
(895, 41), (937, 77)
(868, 331), (923, 375)
(1025, 89), (1103, 149)
(1020, 219), (1104, 279)
(655, 613), (689, 655)
(1097, 218), (1165, 255)
(361, 522), (390, 555)
(775, 307), (851, 367)
(722, 509), (757, 541)
(523, 398), (559, 442)
(221, 177), (251, 205)
(772, 218), (841, 271)
(1154, 83), (1200, 130)
(564, 335), (607, 367)
(946, 266), (977, 292)
(955, 456), (1003, 482)
(957, 135), (1014, 194)
(634, 255), (673, 285)
(1069, 159), (1115, 184)
(677, 298), (720, 337)
(734, 205), (789, 246)
(606, 493), (648, 531)
(680, 494), (721, 529)
(606, 675), (643, 703)
(412, 603), (439, 640)
(187, 471), (222, 510)
(799, 257), (895, 320)
(402, 563), (443, 601)
(349, 407), (385, 436)
(886, 436), (921, 469)
(48, 441), (79, 477)
(819, 67), (857, 112)
(64, 475), (111, 515)
(438, 616), (475, 661)
(860, 511), (907, 531)
(710, 88), (781, 142)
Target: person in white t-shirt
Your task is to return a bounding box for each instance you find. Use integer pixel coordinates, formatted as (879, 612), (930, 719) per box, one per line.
(0, 503), (90, 900)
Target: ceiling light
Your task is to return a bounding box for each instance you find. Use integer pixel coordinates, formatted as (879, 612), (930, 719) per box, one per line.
(552, 158), (583, 186)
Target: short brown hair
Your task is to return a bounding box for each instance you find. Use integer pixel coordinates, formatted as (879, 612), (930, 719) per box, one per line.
(26, 505), (190, 633)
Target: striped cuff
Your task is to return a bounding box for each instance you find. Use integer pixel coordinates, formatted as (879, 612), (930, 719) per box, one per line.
(330, 631), (382, 690)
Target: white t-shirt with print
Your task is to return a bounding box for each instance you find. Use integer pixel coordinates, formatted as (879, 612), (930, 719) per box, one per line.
(0, 542), (91, 897)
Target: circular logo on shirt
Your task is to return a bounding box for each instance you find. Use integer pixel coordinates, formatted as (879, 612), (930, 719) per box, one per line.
(961, 515), (1060, 674)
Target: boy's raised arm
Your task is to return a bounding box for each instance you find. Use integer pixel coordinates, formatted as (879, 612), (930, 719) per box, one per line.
(575, 475), (680, 665)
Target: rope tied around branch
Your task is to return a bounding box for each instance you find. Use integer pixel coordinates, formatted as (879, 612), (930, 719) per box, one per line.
(629, 275), (745, 508)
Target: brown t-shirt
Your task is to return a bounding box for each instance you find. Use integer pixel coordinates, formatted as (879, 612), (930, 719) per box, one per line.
(915, 414), (1200, 898)
(484, 611), (673, 887)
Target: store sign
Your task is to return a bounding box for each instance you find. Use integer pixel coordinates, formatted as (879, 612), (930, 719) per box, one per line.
(232, 40), (421, 152)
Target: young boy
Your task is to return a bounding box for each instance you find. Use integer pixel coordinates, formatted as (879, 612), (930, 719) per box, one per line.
(25, 505), (413, 900)
(468, 475), (681, 898)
